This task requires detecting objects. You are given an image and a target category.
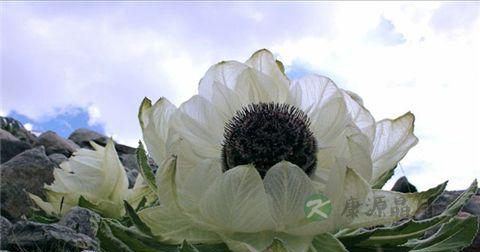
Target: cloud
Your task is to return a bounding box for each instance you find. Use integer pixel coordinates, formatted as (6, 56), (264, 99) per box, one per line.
(1, 2), (478, 189)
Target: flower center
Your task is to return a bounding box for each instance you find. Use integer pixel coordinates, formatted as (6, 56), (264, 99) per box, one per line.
(222, 102), (317, 178)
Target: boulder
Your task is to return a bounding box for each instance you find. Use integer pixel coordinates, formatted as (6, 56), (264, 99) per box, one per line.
(0, 129), (17, 142)
(0, 147), (55, 221)
(36, 131), (79, 156)
(391, 176), (417, 193)
(126, 169), (139, 188)
(0, 117), (38, 145)
(68, 128), (108, 148)
(0, 139), (31, 164)
(5, 221), (98, 251)
(48, 153), (68, 166)
(58, 207), (101, 240)
(119, 153), (138, 171)
(0, 217), (12, 249)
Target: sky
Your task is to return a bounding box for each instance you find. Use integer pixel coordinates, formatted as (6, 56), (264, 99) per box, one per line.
(1, 1), (479, 190)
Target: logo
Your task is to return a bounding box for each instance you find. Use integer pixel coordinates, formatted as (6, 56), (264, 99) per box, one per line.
(304, 194), (332, 222)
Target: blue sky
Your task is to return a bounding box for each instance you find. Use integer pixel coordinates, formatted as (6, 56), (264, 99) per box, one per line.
(1, 2), (479, 190)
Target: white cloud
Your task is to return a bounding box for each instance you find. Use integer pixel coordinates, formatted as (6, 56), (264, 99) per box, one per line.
(23, 123), (33, 131)
(1, 2), (478, 189)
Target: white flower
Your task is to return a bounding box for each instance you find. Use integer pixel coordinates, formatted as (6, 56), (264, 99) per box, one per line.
(29, 139), (132, 218)
(137, 49), (430, 252)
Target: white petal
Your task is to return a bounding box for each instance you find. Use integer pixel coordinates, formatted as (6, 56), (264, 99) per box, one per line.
(175, 95), (226, 159)
(275, 233), (313, 252)
(198, 60), (249, 99)
(208, 81), (248, 119)
(176, 159), (223, 219)
(222, 232), (274, 252)
(289, 75), (342, 112)
(199, 165), (275, 233)
(371, 112), (418, 184)
(101, 140), (129, 203)
(309, 97), (350, 145)
(138, 205), (220, 244)
(234, 67), (289, 104)
(344, 182), (446, 229)
(338, 168), (371, 228)
(341, 90), (376, 143)
(138, 97), (178, 167)
(263, 161), (316, 232)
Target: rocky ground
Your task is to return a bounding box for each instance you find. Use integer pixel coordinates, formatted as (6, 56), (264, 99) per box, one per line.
(0, 116), (479, 251)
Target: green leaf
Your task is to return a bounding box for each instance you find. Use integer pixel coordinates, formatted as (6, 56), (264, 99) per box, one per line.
(338, 180), (478, 250)
(371, 167), (395, 189)
(309, 233), (348, 252)
(26, 207), (59, 224)
(135, 196), (148, 212)
(406, 215), (479, 252)
(98, 218), (178, 252)
(124, 200), (153, 236)
(136, 141), (158, 192)
(78, 195), (101, 213)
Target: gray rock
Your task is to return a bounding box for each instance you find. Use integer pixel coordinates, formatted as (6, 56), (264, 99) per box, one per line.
(0, 139), (31, 164)
(120, 153), (138, 171)
(417, 190), (480, 220)
(58, 207), (101, 240)
(0, 129), (17, 142)
(36, 131), (79, 157)
(127, 169), (139, 188)
(1, 216), (12, 249)
(49, 153), (68, 166)
(391, 176), (417, 193)
(68, 128), (108, 148)
(0, 117), (38, 145)
(5, 221), (98, 251)
(0, 147), (55, 221)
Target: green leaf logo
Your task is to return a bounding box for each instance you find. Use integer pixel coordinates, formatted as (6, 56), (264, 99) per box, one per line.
(304, 194), (332, 222)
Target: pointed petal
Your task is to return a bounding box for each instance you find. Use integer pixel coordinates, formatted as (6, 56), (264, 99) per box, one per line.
(344, 182), (447, 229)
(234, 67), (289, 104)
(371, 112), (418, 184)
(138, 205), (220, 244)
(289, 75), (343, 112)
(309, 97), (350, 145)
(338, 168), (372, 228)
(198, 60), (249, 99)
(263, 161), (316, 231)
(222, 232), (274, 252)
(199, 165), (275, 233)
(175, 95), (226, 158)
(341, 90), (376, 143)
(28, 192), (58, 216)
(138, 97), (178, 167)
(245, 49), (290, 95)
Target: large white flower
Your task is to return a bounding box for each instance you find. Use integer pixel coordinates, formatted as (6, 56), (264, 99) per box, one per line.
(29, 139), (136, 219)
(137, 49), (435, 251)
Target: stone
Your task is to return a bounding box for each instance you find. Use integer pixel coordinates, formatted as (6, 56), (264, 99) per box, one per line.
(0, 217), (12, 249)
(391, 176), (417, 193)
(36, 131), (79, 157)
(0, 147), (55, 221)
(0, 117), (38, 145)
(127, 169), (139, 188)
(68, 128), (108, 148)
(49, 153), (68, 166)
(0, 139), (31, 164)
(5, 221), (98, 251)
(0, 129), (17, 142)
(119, 153), (138, 171)
(58, 207), (101, 240)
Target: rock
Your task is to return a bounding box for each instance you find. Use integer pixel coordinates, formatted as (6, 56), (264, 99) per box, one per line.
(1, 217), (12, 249)
(0, 117), (38, 145)
(391, 176), (417, 193)
(58, 207), (101, 240)
(0, 129), (17, 142)
(115, 143), (136, 155)
(0, 147), (55, 221)
(49, 153), (68, 166)
(127, 169), (139, 188)
(417, 190), (480, 220)
(119, 153), (138, 171)
(36, 131), (79, 157)
(68, 128), (108, 148)
(0, 139), (31, 164)
(5, 221), (98, 251)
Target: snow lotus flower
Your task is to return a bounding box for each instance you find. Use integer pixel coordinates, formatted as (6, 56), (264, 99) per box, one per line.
(29, 140), (133, 219)
(135, 49), (442, 252)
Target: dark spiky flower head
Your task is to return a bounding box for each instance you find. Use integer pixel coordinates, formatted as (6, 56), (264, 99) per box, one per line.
(222, 102), (317, 178)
